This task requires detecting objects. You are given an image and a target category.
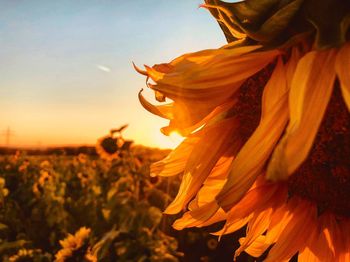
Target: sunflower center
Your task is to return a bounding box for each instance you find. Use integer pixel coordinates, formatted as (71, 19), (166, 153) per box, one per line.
(100, 137), (119, 154)
(288, 83), (350, 218)
(232, 64), (275, 142)
(235, 65), (350, 218)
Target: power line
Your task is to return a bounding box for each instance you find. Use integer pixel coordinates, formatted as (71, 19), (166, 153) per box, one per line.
(1, 127), (15, 146)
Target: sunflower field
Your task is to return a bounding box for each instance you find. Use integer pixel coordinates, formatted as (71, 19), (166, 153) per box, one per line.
(0, 143), (178, 261)
(0, 137), (249, 262)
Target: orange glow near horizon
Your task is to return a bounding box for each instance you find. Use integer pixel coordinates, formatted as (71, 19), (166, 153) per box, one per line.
(0, 109), (185, 149)
(0, 1), (225, 150)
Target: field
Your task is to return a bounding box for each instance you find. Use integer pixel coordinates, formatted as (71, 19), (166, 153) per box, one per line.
(0, 144), (252, 262)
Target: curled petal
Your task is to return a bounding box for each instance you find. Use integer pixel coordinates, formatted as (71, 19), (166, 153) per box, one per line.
(132, 62), (148, 76)
(138, 89), (173, 119)
(139, 46), (279, 133)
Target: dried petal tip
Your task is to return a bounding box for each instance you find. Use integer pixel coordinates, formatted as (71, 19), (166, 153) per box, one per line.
(132, 62), (148, 76)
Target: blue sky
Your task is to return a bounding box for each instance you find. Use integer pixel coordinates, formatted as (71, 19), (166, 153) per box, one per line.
(0, 0), (226, 148)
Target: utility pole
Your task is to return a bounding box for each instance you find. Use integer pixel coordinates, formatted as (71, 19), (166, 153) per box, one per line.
(2, 127), (15, 147)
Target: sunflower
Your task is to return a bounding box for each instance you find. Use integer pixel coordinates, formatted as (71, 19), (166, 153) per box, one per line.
(9, 249), (35, 262)
(96, 126), (133, 161)
(55, 227), (95, 262)
(136, 0), (350, 261)
(96, 135), (121, 161)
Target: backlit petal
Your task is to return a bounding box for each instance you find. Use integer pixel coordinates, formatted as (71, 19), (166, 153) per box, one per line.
(165, 117), (240, 214)
(234, 208), (273, 259)
(216, 59), (289, 210)
(139, 46), (279, 133)
(339, 219), (350, 261)
(240, 235), (269, 258)
(265, 198), (317, 262)
(298, 213), (338, 262)
(188, 152), (235, 209)
(138, 89), (173, 119)
(151, 136), (199, 177)
(335, 42), (350, 111)
(267, 49), (337, 180)
(172, 201), (222, 230)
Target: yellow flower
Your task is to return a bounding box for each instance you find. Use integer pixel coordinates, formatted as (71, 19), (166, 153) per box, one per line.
(0, 177), (9, 197)
(18, 160), (29, 173)
(9, 249), (35, 262)
(55, 227), (92, 262)
(77, 153), (88, 164)
(137, 0), (350, 261)
(40, 160), (51, 169)
(38, 170), (52, 186)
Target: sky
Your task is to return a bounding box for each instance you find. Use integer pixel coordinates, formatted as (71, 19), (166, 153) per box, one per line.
(0, 0), (226, 148)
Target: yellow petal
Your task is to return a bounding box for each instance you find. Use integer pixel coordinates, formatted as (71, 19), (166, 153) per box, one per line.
(172, 201), (222, 230)
(265, 198), (317, 262)
(298, 248), (322, 262)
(234, 208), (273, 259)
(339, 219), (350, 261)
(132, 62), (148, 76)
(335, 42), (350, 111)
(265, 198), (292, 245)
(188, 153), (234, 209)
(169, 99), (237, 136)
(216, 59), (289, 210)
(267, 49), (337, 180)
(150, 49), (279, 95)
(213, 215), (252, 237)
(165, 117), (240, 214)
(225, 181), (280, 222)
(150, 135), (199, 177)
(298, 213), (338, 262)
(141, 45), (279, 134)
(138, 89), (173, 119)
(215, 181), (286, 238)
(239, 235), (270, 258)
(165, 99), (217, 134)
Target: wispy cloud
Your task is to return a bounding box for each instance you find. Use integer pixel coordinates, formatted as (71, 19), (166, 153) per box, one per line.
(96, 64), (111, 72)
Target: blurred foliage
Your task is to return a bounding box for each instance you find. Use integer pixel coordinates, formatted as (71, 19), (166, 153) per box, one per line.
(0, 125), (248, 262)
(0, 141), (185, 261)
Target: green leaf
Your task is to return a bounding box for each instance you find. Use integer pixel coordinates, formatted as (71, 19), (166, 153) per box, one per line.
(249, 0), (304, 42)
(230, 0), (281, 26)
(92, 227), (120, 260)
